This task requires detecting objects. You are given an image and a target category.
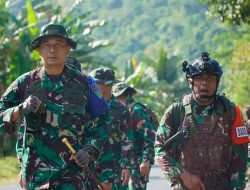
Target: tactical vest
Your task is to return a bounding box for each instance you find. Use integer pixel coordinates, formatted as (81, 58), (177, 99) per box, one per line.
(177, 94), (235, 176)
(21, 67), (90, 143)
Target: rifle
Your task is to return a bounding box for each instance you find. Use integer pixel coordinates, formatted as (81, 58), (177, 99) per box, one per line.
(62, 138), (105, 190)
(164, 127), (189, 151)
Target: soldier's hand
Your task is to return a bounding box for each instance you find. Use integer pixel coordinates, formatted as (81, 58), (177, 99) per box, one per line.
(18, 171), (22, 188)
(69, 148), (90, 167)
(120, 168), (130, 185)
(19, 95), (41, 115)
(100, 182), (111, 190)
(180, 171), (206, 190)
(140, 160), (150, 177)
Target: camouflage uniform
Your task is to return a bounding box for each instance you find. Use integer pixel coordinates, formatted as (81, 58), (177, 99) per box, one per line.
(155, 53), (249, 190)
(155, 95), (249, 190)
(96, 96), (133, 190)
(0, 24), (110, 190)
(113, 82), (156, 190)
(90, 68), (133, 190)
(16, 56), (82, 168)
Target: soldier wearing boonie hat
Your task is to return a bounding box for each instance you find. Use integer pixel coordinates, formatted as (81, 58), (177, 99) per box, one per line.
(2, 23), (110, 190)
(113, 81), (156, 190)
(90, 68), (133, 190)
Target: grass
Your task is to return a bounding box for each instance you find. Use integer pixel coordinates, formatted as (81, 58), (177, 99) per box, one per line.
(0, 156), (19, 185)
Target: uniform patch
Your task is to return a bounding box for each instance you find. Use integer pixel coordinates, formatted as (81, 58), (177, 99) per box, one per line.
(235, 126), (248, 138)
(91, 83), (103, 98)
(137, 120), (145, 127)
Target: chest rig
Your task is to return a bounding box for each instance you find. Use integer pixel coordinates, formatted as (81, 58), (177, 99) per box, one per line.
(178, 94), (234, 173)
(22, 67), (90, 140)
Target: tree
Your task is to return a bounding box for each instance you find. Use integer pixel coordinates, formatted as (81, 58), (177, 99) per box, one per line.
(224, 42), (250, 108)
(0, 0), (109, 156)
(202, 0), (250, 24)
(0, 0), (109, 91)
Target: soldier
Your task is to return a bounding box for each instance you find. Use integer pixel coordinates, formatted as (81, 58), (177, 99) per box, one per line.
(113, 82), (156, 190)
(0, 24), (110, 190)
(155, 52), (249, 190)
(16, 56), (82, 169)
(90, 67), (133, 190)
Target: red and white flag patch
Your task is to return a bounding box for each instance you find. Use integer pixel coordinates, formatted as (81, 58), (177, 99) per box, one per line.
(231, 105), (249, 144)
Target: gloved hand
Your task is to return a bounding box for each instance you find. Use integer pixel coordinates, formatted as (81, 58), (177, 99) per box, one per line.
(19, 95), (41, 115)
(70, 148), (91, 167)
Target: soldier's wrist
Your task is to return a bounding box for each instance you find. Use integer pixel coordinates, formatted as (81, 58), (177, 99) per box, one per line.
(17, 103), (24, 115)
(142, 159), (150, 164)
(122, 165), (131, 169)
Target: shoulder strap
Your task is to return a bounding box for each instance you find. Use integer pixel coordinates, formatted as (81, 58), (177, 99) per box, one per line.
(182, 94), (192, 116)
(170, 97), (186, 133)
(217, 94), (235, 124)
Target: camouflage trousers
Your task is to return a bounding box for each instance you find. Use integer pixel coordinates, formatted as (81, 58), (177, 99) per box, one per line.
(20, 162), (88, 190)
(99, 168), (121, 190)
(121, 165), (151, 190)
(30, 168), (88, 190)
(51, 172), (87, 190)
(88, 166), (122, 190)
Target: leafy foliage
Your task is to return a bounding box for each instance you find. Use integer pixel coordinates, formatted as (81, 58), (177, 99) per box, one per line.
(1, 0), (250, 156)
(224, 42), (250, 108)
(81, 0), (250, 111)
(0, 0), (109, 156)
(0, 0), (109, 92)
(202, 0), (250, 24)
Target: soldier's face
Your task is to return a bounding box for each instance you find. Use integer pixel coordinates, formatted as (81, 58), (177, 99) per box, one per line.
(190, 74), (217, 99)
(97, 83), (112, 96)
(38, 37), (70, 68)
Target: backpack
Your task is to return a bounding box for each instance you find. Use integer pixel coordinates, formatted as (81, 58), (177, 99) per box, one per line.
(129, 102), (159, 130)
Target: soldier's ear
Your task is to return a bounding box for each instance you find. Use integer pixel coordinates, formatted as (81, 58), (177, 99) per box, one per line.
(187, 78), (192, 88)
(66, 46), (71, 55)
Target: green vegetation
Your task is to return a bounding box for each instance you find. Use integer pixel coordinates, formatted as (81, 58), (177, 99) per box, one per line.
(0, 156), (19, 185)
(202, 0), (250, 24)
(80, 0), (250, 111)
(0, 0), (250, 174)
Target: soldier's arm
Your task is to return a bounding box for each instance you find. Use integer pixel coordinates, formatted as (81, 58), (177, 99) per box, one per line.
(119, 109), (133, 169)
(133, 105), (155, 163)
(89, 114), (113, 184)
(228, 105), (249, 190)
(84, 112), (111, 158)
(0, 78), (22, 133)
(155, 104), (185, 186)
(84, 77), (111, 153)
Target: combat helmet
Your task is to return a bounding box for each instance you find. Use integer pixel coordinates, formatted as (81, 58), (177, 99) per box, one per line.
(182, 52), (223, 79)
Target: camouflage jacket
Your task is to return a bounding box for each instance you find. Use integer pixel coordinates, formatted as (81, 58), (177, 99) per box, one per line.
(155, 94), (248, 190)
(97, 95), (133, 182)
(129, 100), (155, 164)
(0, 66), (110, 189)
